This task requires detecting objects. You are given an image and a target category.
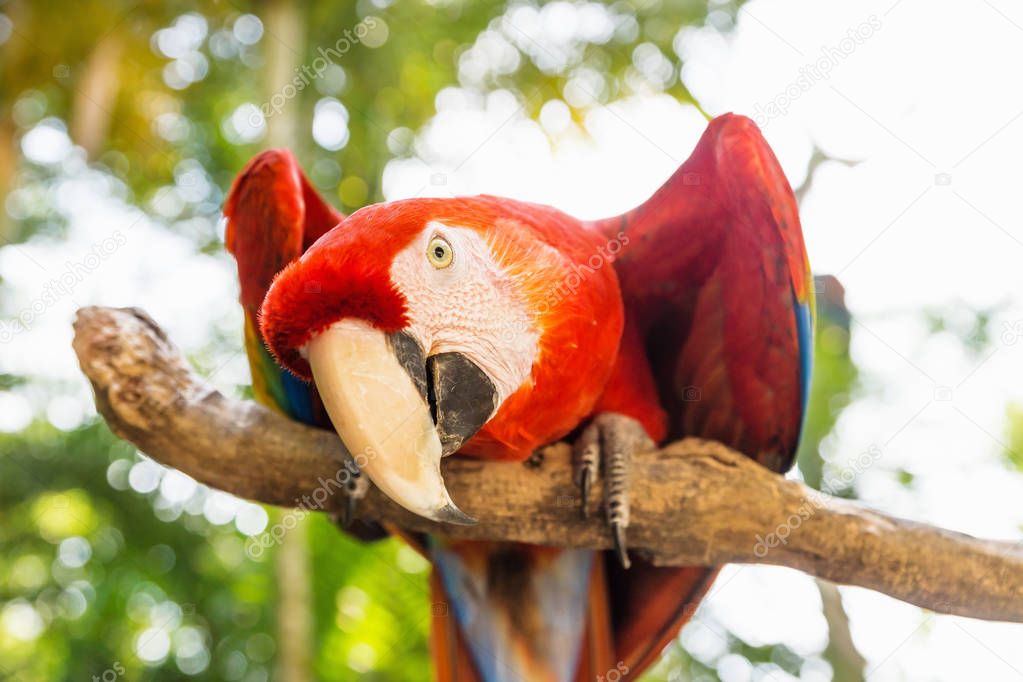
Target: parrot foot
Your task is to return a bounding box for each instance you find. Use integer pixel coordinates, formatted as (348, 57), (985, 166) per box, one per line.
(572, 413), (654, 569)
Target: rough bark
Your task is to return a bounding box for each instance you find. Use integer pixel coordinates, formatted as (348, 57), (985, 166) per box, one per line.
(72, 305), (1023, 623)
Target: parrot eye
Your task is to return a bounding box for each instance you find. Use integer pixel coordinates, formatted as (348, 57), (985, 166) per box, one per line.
(427, 236), (453, 269)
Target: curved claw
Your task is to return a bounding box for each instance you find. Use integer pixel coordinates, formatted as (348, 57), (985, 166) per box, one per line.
(579, 467), (592, 520)
(342, 481), (359, 528)
(342, 496), (356, 528)
(573, 422), (600, 520)
(612, 522), (631, 569)
(340, 468), (369, 529)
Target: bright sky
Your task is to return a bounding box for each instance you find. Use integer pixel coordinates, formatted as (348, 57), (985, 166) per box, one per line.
(5, 0), (1023, 679)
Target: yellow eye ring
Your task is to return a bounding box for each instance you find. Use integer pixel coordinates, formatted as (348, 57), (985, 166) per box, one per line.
(427, 236), (453, 269)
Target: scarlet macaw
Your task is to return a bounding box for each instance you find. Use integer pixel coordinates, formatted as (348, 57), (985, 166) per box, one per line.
(225, 113), (813, 681)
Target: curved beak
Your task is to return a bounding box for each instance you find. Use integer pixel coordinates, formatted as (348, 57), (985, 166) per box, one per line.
(306, 320), (495, 525)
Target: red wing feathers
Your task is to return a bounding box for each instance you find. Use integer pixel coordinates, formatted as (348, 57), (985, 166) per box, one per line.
(609, 113), (810, 467)
(225, 149), (343, 313)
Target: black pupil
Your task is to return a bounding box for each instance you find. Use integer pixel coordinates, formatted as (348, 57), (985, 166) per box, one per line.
(433, 245), (445, 259)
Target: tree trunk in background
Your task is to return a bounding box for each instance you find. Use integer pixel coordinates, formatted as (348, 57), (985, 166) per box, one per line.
(69, 32), (123, 160)
(0, 118), (16, 243)
(275, 515), (314, 682)
(261, 1), (312, 681)
(818, 580), (866, 682)
(263, 0), (304, 151)
(0, 1), (28, 243)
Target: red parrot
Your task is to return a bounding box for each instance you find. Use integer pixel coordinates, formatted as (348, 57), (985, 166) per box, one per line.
(225, 113), (813, 681)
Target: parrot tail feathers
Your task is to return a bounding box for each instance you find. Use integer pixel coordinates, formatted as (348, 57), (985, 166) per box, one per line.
(428, 544), (717, 681)
(430, 568), (484, 682)
(429, 543), (606, 682)
(609, 563), (720, 676)
(572, 548), (616, 682)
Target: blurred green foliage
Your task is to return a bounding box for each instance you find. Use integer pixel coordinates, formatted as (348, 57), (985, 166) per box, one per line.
(2, 421), (275, 680)
(1, 419), (435, 680)
(1003, 403), (1023, 472)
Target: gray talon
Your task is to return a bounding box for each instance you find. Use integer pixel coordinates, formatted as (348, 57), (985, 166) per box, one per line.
(573, 423), (600, 519)
(579, 467), (592, 519)
(603, 423), (631, 569)
(342, 491), (357, 528)
(612, 522), (631, 570)
(340, 461), (370, 528)
(573, 413), (651, 569)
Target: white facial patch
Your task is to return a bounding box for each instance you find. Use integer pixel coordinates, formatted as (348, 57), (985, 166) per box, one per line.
(389, 221), (540, 405)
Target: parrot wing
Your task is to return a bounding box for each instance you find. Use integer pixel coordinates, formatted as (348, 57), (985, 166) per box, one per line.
(225, 149), (343, 425)
(609, 112), (813, 470)
(593, 113), (813, 674)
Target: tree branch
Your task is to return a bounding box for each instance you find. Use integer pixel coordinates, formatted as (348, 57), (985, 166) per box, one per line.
(72, 306), (1023, 623)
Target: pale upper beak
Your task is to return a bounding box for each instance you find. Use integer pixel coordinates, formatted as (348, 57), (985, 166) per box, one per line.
(306, 319), (497, 525)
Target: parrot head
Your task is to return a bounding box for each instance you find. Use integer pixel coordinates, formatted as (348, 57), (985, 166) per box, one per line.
(260, 197), (571, 524)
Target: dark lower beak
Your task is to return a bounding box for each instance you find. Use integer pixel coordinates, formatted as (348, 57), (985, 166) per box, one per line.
(388, 332), (498, 457)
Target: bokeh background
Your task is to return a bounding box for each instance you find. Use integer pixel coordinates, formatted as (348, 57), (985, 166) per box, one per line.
(3, 0), (1023, 680)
